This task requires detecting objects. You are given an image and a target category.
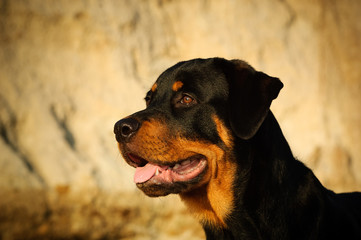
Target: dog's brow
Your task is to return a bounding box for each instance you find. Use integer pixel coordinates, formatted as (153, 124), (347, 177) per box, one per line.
(172, 81), (183, 91)
(151, 83), (157, 92)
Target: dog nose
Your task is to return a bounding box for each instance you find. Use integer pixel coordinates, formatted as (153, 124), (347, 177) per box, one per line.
(114, 118), (140, 142)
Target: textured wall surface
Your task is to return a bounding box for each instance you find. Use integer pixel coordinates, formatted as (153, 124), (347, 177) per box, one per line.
(0, 0), (360, 239)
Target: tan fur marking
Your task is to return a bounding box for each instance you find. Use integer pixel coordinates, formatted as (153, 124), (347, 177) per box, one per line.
(172, 81), (184, 91)
(151, 83), (157, 92)
(179, 143), (236, 229)
(213, 115), (234, 148)
(122, 118), (236, 228)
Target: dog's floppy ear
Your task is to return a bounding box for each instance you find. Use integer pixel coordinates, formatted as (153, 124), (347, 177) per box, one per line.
(228, 60), (283, 139)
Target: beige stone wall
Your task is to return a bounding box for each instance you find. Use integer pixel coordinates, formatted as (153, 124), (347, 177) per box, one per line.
(0, 0), (360, 239)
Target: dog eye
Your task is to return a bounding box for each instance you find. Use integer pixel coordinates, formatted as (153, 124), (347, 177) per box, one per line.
(179, 94), (196, 106)
(181, 96), (193, 104)
(144, 91), (152, 107)
(145, 96), (151, 106)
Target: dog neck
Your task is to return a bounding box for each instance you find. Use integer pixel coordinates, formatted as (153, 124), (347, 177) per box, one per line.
(224, 111), (326, 239)
(180, 112), (327, 239)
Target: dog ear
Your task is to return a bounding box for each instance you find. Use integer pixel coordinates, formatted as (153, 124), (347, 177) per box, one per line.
(228, 60), (283, 140)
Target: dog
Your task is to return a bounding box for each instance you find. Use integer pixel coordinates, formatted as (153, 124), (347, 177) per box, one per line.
(114, 58), (361, 239)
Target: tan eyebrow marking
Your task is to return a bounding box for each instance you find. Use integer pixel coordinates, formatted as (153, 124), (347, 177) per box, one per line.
(151, 83), (157, 92)
(172, 81), (183, 91)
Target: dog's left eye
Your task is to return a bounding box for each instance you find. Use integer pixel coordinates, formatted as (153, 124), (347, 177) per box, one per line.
(178, 94), (196, 107)
(181, 95), (193, 104)
(144, 91), (152, 107)
(145, 96), (151, 106)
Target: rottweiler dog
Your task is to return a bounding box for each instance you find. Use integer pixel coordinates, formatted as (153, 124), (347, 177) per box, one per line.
(114, 58), (361, 239)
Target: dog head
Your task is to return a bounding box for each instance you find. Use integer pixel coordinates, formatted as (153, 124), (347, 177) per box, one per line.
(114, 58), (283, 198)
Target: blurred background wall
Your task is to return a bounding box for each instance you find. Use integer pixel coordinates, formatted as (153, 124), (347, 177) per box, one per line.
(0, 0), (360, 239)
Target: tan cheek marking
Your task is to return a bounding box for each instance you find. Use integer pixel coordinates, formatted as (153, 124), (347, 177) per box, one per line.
(151, 83), (157, 92)
(128, 119), (172, 161)
(180, 143), (236, 229)
(127, 121), (200, 162)
(206, 150), (236, 228)
(123, 117), (236, 228)
(212, 115), (234, 148)
(172, 81), (183, 91)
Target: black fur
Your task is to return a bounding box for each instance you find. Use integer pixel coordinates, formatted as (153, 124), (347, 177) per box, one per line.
(114, 58), (361, 239)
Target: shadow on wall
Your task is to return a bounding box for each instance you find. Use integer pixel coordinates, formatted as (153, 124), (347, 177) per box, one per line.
(0, 0), (360, 239)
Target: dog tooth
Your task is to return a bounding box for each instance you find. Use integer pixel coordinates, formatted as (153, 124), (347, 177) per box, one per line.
(155, 168), (159, 176)
(173, 163), (181, 170)
(181, 160), (191, 166)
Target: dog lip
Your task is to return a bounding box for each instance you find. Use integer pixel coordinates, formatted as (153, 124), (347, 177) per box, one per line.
(135, 156), (207, 185)
(127, 153), (148, 168)
(124, 152), (207, 184)
(126, 152), (205, 169)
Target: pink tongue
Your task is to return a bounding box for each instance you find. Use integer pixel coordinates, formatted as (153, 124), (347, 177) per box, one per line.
(134, 163), (160, 183)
